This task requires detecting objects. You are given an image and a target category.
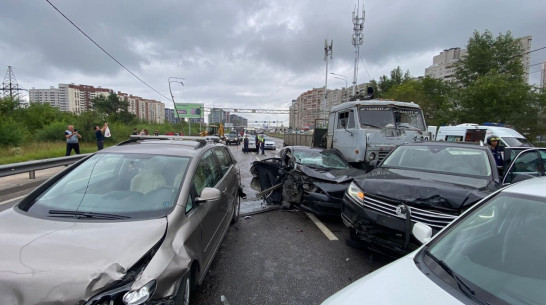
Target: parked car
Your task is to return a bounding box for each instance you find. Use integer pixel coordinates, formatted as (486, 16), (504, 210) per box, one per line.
(0, 136), (243, 305)
(263, 136), (276, 150)
(250, 146), (366, 217)
(225, 131), (239, 145)
(323, 176), (546, 305)
(342, 142), (546, 256)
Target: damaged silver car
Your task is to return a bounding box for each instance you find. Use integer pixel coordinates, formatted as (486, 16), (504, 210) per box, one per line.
(250, 146), (365, 217)
(0, 137), (242, 305)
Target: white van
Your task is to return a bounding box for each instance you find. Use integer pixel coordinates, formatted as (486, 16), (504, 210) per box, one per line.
(435, 124), (532, 148)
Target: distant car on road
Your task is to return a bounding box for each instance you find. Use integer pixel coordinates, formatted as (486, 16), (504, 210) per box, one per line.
(226, 131), (240, 145)
(323, 176), (546, 305)
(263, 136), (276, 150)
(250, 146), (366, 217)
(342, 142), (546, 256)
(0, 136), (242, 305)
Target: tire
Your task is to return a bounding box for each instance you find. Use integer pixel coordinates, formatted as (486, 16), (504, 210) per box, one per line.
(174, 274), (191, 305)
(231, 195), (240, 224)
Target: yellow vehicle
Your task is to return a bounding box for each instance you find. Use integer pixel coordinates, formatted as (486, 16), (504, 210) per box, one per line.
(199, 123), (224, 138)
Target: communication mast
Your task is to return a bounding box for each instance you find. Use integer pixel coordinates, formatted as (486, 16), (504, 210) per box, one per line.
(1, 66), (26, 100)
(351, 1), (365, 97)
(322, 39), (333, 124)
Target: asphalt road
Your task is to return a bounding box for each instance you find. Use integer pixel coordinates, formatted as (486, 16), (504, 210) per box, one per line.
(0, 137), (395, 305)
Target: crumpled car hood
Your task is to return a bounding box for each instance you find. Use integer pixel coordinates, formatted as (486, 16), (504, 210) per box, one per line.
(0, 208), (166, 305)
(298, 165), (366, 184)
(355, 168), (497, 211)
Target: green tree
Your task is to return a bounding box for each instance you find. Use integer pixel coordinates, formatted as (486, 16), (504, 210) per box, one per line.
(91, 93), (135, 124)
(454, 30), (539, 134)
(382, 77), (455, 126)
(455, 30), (525, 86)
(378, 66), (411, 96)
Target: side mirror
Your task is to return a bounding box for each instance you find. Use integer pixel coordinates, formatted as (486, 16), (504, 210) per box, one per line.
(412, 222), (433, 244)
(196, 187), (222, 203)
(369, 160), (379, 168)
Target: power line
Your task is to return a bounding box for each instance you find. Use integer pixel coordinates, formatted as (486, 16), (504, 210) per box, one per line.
(45, 0), (171, 102)
(510, 46), (546, 59)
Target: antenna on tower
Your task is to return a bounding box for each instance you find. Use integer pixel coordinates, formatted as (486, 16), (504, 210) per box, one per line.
(322, 39), (333, 126)
(1, 66), (27, 101)
(351, 1), (365, 97)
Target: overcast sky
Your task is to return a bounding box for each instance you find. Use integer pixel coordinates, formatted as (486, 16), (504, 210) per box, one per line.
(2, 0), (545, 125)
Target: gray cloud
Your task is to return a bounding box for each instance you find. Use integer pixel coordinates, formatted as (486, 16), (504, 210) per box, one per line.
(2, 0), (545, 126)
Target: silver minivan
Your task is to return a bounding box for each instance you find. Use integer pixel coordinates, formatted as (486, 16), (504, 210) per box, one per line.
(0, 136), (242, 305)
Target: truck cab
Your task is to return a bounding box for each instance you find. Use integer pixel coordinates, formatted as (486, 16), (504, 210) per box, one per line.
(327, 100), (429, 167)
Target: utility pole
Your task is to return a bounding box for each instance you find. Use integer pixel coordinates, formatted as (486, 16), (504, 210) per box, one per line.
(323, 39), (333, 127)
(2, 66), (27, 101)
(351, 1), (365, 97)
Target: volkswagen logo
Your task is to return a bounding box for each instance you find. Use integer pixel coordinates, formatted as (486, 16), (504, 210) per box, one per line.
(395, 204), (410, 219)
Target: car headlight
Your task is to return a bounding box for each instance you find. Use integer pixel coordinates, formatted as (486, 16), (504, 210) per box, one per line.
(368, 152), (376, 161)
(122, 280), (157, 305)
(346, 181), (365, 205)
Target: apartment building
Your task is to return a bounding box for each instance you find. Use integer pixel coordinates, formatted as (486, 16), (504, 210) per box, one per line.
(425, 35), (532, 83)
(29, 83), (165, 123)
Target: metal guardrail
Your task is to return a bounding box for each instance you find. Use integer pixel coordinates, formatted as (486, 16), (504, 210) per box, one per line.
(0, 153), (92, 179)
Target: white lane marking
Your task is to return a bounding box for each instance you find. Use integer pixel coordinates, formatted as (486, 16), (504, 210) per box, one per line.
(254, 154), (261, 161)
(306, 212), (339, 241)
(0, 194), (25, 206)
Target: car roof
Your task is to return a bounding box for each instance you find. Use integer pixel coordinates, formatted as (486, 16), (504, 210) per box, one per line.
(501, 177), (546, 198)
(400, 141), (489, 150)
(101, 137), (219, 158)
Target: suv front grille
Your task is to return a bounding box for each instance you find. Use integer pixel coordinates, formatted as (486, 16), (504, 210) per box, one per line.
(363, 195), (457, 229)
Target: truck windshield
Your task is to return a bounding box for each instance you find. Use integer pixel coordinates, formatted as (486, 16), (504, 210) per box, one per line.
(358, 106), (425, 131)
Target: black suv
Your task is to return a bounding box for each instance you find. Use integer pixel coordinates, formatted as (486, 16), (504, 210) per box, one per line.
(342, 142), (546, 256)
(226, 132), (240, 145)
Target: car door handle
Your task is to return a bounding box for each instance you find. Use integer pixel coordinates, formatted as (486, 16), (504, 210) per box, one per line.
(223, 187), (228, 193)
(333, 139), (338, 142)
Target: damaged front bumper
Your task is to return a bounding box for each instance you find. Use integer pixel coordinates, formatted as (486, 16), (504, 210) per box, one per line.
(341, 195), (420, 257)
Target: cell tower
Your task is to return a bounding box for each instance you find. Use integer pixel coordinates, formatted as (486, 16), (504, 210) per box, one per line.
(1, 66), (26, 100)
(322, 39), (333, 123)
(351, 1), (365, 97)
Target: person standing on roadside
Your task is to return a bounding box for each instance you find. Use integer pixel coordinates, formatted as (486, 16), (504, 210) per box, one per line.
(243, 135), (249, 153)
(132, 128), (138, 135)
(65, 125), (81, 156)
(94, 123), (108, 151)
(487, 135), (503, 167)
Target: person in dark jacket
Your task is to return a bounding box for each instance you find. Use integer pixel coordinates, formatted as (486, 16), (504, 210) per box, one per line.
(487, 135), (503, 167)
(243, 136), (249, 153)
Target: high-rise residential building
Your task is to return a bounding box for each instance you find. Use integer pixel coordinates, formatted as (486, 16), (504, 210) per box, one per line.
(208, 108), (229, 125)
(29, 83), (165, 123)
(229, 114), (247, 127)
(425, 36), (532, 83)
(424, 48), (467, 82)
(540, 62), (546, 88)
(289, 83), (371, 130)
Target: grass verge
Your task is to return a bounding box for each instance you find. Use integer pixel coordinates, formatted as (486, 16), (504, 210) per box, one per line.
(0, 142), (106, 165)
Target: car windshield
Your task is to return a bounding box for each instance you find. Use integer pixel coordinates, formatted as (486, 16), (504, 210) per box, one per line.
(382, 145), (492, 177)
(503, 137), (533, 147)
(358, 106), (426, 131)
(426, 193), (546, 304)
(22, 153), (190, 220)
(293, 149), (349, 169)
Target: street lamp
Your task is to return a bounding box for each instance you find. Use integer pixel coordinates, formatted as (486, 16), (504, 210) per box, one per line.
(168, 77), (185, 134)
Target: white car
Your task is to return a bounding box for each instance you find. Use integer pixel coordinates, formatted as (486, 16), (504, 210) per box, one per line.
(263, 137), (276, 150)
(322, 177), (546, 305)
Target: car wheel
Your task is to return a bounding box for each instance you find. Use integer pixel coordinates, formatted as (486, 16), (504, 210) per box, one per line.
(231, 195), (240, 224)
(174, 274), (191, 305)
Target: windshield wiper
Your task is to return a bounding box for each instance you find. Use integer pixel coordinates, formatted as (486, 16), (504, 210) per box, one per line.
(424, 250), (488, 305)
(361, 123), (381, 129)
(48, 209), (131, 220)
